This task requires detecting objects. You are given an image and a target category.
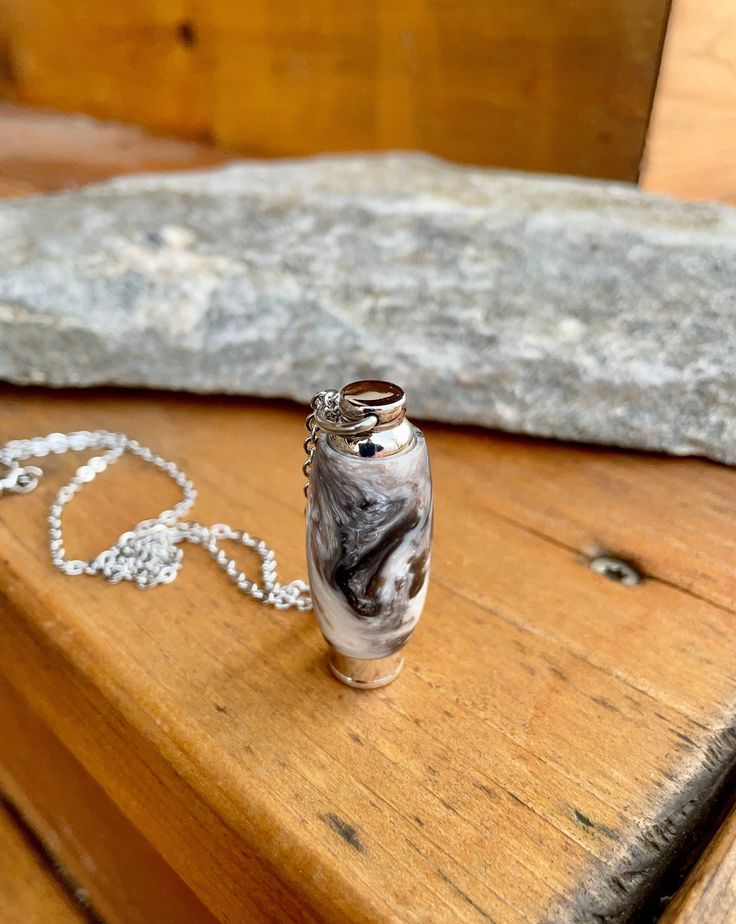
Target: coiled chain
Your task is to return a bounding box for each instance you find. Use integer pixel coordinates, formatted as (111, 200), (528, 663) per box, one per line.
(0, 392), (377, 605)
(0, 429), (311, 609)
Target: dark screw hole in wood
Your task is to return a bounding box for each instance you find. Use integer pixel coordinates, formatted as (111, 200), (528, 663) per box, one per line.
(589, 554), (642, 586)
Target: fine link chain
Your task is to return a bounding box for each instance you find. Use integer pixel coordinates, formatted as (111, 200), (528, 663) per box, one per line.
(0, 428), (313, 610)
(303, 389), (340, 496)
(0, 391), (358, 607)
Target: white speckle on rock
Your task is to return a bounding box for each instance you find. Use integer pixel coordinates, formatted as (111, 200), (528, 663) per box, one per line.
(557, 317), (585, 342)
(159, 224), (197, 248)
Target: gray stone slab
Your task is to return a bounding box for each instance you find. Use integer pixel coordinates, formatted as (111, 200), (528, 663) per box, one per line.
(0, 154), (734, 463)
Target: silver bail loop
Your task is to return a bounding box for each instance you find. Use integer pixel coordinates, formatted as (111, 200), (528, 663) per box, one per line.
(311, 409), (379, 436)
(310, 388), (379, 436)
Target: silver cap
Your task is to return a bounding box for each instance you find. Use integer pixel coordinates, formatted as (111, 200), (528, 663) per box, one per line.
(329, 380), (415, 458)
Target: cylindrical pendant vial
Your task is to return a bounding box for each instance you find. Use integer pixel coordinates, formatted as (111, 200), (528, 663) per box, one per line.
(306, 381), (433, 689)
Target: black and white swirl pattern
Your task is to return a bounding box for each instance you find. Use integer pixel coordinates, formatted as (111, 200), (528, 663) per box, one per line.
(307, 430), (432, 659)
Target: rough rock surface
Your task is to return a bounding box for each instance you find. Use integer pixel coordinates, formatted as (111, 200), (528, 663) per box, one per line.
(0, 154), (734, 464)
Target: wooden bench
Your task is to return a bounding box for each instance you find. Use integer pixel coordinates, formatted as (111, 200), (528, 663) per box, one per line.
(0, 797), (86, 923)
(0, 106), (735, 923)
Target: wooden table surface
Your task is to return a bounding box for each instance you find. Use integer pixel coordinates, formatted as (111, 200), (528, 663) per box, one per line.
(0, 797), (86, 923)
(0, 107), (735, 923)
(662, 808), (736, 923)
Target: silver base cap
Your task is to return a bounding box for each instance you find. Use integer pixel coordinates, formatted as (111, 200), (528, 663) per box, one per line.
(328, 647), (404, 689)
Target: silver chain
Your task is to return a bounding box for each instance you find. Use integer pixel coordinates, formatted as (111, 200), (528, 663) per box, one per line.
(0, 392), (376, 607)
(0, 428), (313, 609)
(302, 390), (340, 496)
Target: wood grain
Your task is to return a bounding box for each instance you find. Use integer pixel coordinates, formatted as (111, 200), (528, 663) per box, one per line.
(0, 674), (218, 924)
(0, 102), (231, 197)
(0, 386), (735, 922)
(0, 797), (86, 923)
(642, 0), (736, 203)
(0, 0), (670, 181)
(662, 806), (736, 922)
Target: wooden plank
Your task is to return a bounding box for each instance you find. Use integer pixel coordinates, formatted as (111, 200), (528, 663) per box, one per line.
(642, 0), (736, 203)
(0, 0), (670, 181)
(0, 797), (86, 923)
(661, 806), (736, 922)
(0, 674), (218, 924)
(0, 385), (735, 922)
(0, 102), (230, 197)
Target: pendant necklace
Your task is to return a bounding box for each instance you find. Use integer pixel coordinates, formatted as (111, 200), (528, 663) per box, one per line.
(0, 380), (433, 689)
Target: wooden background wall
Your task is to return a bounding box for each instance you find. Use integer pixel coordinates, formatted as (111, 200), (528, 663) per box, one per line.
(0, 1), (670, 181)
(642, 0), (736, 202)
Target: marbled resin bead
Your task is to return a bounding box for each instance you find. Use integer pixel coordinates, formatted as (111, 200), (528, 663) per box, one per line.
(306, 422), (432, 686)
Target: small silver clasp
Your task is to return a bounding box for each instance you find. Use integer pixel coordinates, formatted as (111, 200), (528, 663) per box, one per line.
(0, 463), (43, 496)
(311, 410), (379, 436)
